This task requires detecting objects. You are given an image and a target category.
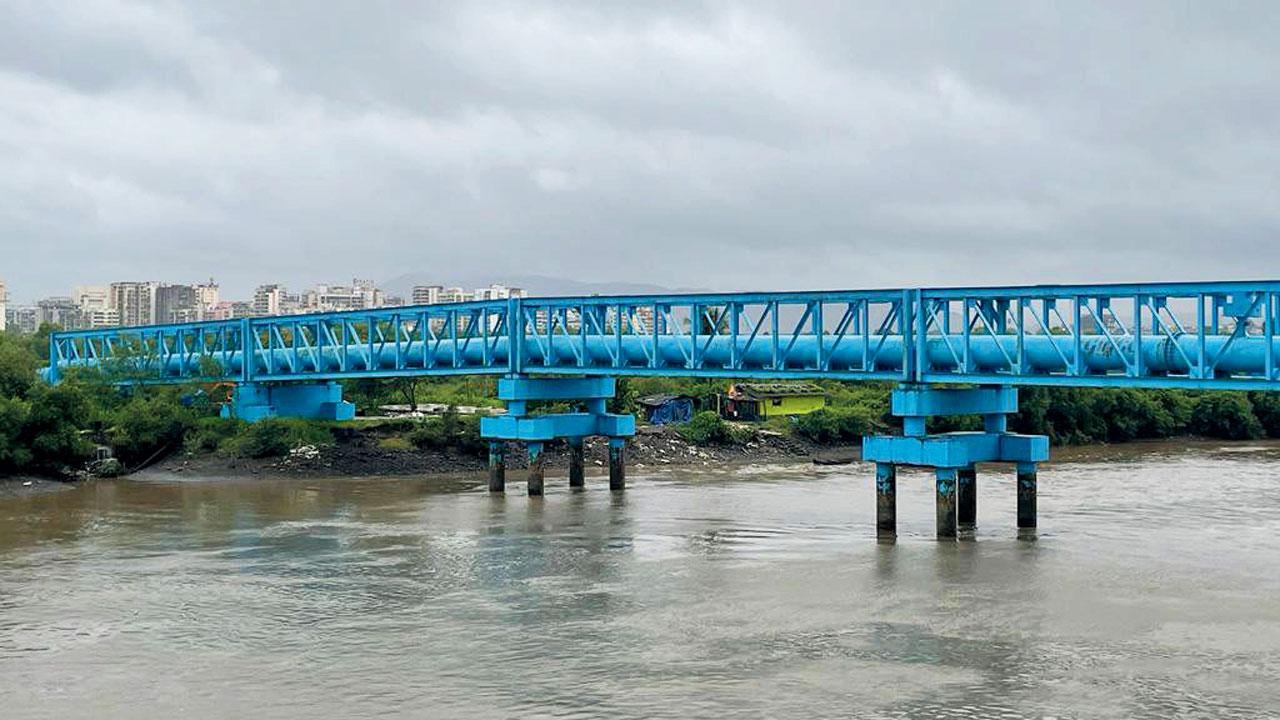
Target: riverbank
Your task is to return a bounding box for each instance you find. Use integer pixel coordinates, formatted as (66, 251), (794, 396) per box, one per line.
(135, 425), (1280, 484)
(10, 435), (1280, 497)
(142, 424), (829, 480)
(0, 476), (77, 498)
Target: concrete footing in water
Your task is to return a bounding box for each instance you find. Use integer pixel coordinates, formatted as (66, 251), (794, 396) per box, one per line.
(875, 463), (896, 540)
(957, 466), (977, 534)
(485, 437), (627, 495)
(488, 442), (505, 493)
(1017, 461), (1037, 531)
(527, 443), (545, 496)
(568, 439), (585, 490)
(608, 439), (626, 491)
(935, 468), (958, 540)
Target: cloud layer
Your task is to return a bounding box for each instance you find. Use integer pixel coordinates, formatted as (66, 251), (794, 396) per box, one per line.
(2, 1), (1278, 300)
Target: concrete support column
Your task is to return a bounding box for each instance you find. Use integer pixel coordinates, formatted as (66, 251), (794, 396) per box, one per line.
(488, 442), (505, 493)
(1017, 461), (1037, 533)
(936, 468), (958, 540)
(527, 442), (545, 497)
(608, 438), (626, 491)
(875, 463), (896, 540)
(957, 465), (977, 534)
(568, 438), (585, 490)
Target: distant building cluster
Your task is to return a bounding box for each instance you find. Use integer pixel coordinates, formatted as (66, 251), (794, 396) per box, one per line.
(0, 277), (528, 333)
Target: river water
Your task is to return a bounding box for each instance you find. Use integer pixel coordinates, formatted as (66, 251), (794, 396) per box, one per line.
(2, 441), (1278, 719)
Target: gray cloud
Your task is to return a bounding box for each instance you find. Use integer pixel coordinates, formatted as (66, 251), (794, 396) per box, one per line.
(1, 0), (1277, 301)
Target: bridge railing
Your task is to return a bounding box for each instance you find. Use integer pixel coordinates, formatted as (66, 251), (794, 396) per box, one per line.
(915, 282), (1280, 389)
(514, 290), (910, 380)
(48, 299), (516, 384)
(46, 281), (1280, 390)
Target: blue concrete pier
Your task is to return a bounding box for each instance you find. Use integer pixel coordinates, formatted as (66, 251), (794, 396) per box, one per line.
(863, 385), (1049, 539)
(479, 377), (635, 495)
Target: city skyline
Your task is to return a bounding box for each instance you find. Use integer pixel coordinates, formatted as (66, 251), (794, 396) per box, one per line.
(0, 275), (527, 333)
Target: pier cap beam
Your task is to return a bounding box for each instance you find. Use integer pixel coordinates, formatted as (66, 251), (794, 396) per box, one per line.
(862, 432), (1048, 468)
(892, 385), (1018, 417)
(497, 377), (616, 401)
(482, 375), (636, 443)
(221, 381), (355, 423)
(480, 413), (635, 442)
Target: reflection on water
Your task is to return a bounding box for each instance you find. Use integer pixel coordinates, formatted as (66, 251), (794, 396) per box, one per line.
(2, 441), (1279, 719)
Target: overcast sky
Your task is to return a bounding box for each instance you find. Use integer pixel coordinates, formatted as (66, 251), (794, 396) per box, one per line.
(2, 1), (1278, 301)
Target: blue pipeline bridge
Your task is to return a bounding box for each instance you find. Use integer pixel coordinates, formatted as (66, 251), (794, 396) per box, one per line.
(45, 281), (1280, 539)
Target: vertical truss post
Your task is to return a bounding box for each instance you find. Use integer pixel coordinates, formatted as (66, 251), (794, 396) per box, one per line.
(47, 335), (60, 384)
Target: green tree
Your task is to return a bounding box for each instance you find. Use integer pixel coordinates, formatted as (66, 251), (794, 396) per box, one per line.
(108, 394), (198, 466)
(0, 396), (32, 470)
(794, 407), (879, 443)
(1187, 394), (1263, 440)
(1248, 391), (1280, 438)
(21, 383), (94, 471)
(0, 333), (40, 399)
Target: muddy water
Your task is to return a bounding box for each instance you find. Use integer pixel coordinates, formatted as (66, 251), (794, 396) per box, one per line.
(2, 441), (1279, 718)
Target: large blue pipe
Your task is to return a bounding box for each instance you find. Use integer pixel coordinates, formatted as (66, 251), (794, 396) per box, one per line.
(54, 334), (1280, 380)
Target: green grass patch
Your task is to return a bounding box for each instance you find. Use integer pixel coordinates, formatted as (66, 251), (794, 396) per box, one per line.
(377, 436), (414, 452)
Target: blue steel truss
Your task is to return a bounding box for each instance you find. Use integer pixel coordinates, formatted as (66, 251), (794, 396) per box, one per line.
(46, 281), (1280, 391)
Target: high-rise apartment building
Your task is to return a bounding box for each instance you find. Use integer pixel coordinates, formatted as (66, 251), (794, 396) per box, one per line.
(253, 284), (285, 317)
(155, 284), (199, 324)
(0, 279), (7, 332)
(74, 285), (110, 311)
(5, 305), (38, 334)
(412, 285), (443, 305)
(304, 279), (385, 313)
(37, 296), (83, 329)
(109, 282), (158, 327)
(195, 279), (220, 313)
(473, 284), (526, 302)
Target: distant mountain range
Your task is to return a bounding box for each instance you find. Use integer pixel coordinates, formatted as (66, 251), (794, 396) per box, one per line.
(381, 273), (706, 299)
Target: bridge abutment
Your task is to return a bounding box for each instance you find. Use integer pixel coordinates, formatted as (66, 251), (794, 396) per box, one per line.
(863, 385), (1048, 540)
(479, 377), (635, 496)
(221, 381), (356, 423)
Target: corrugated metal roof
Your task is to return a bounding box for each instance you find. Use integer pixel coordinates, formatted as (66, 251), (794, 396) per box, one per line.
(729, 383), (825, 400)
(637, 394), (693, 407)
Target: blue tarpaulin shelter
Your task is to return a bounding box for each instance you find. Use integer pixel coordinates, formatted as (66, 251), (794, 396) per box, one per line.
(638, 394), (695, 425)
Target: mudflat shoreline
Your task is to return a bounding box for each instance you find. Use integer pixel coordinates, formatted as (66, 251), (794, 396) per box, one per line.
(0, 476), (79, 498)
(7, 434), (1279, 499)
(144, 424), (832, 481)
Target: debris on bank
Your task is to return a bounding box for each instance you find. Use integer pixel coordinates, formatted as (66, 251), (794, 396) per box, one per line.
(156, 423), (842, 480)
